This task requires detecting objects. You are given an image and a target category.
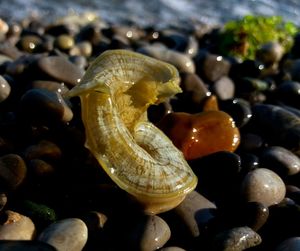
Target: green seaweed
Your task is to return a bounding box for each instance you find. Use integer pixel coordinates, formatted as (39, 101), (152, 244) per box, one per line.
(218, 15), (298, 60)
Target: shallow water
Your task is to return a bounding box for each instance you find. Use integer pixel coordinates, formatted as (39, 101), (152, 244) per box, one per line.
(0, 0), (300, 26)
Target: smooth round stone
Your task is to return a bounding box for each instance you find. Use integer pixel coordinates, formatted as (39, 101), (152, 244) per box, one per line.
(220, 98), (252, 128)
(240, 168), (286, 207)
(0, 42), (23, 60)
(252, 104), (300, 152)
(201, 54), (231, 82)
(139, 44), (195, 73)
(38, 218), (88, 251)
(24, 140), (62, 161)
(20, 89), (73, 123)
(70, 41), (93, 57)
(18, 35), (42, 53)
(68, 55), (88, 70)
(0, 154), (27, 190)
(0, 75), (11, 102)
(30, 80), (69, 94)
(160, 247), (186, 251)
(261, 146), (300, 176)
(256, 41), (284, 65)
(212, 226), (262, 251)
(212, 76), (235, 100)
(275, 81), (300, 109)
(0, 241), (57, 251)
(0, 210), (35, 240)
(55, 34), (74, 50)
(174, 190), (216, 237)
(129, 215), (171, 251)
(274, 237), (300, 251)
(37, 56), (84, 86)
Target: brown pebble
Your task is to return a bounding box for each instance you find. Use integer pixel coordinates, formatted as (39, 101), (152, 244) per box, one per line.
(24, 140), (62, 161)
(0, 75), (11, 102)
(0, 154), (27, 190)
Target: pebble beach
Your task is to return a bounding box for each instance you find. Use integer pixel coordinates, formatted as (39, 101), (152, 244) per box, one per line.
(0, 1), (299, 251)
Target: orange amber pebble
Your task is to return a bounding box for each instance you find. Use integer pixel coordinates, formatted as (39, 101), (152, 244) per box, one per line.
(158, 111), (240, 160)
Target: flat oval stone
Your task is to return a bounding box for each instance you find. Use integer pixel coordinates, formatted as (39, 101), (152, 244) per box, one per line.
(212, 226), (262, 251)
(30, 80), (69, 95)
(38, 218), (88, 251)
(240, 168), (286, 207)
(0, 210), (35, 240)
(37, 56), (84, 86)
(20, 89), (73, 123)
(0, 241), (56, 250)
(174, 190), (216, 237)
(55, 34), (74, 51)
(0, 154), (27, 190)
(129, 215), (171, 251)
(274, 237), (300, 251)
(261, 146), (300, 176)
(212, 76), (235, 100)
(0, 75), (11, 102)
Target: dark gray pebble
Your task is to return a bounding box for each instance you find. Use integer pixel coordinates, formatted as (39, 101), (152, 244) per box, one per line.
(261, 146), (300, 176)
(212, 226), (262, 251)
(37, 56), (84, 86)
(30, 80), (69, 94)
(239, 133), (263, 152)
(252, 104), (300, 154)
(0, 154), (27, 190)
(20, 88), (73, 123)
(275, 81), (300, 109)
(174, 190), (216, 237)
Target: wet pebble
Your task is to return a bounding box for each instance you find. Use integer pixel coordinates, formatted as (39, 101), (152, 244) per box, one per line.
(260, 146), (300, 176)
(256, 41), (284, 66)
(174, 190), (216, 237)
(240, 168), (286, 207)
(201, 54), (231, 82)
(275, 81), (300, 109)
(0, 154), (27, 190)
(0, 75), (11, 102)
(20, 88), (73, 124)
(239, 133), (263, 152)
(54, 34), (74, 51)
(160, 247), (186, 251)
(30, 80), (69, 94)
(0, 210), (35, 240)
(129, 215), (171, 251)
(212, 226), (262, 251)
(17, 35), (42, 53)
(37, 56), (84, 86)
(38, 218), (88, 251)
(274, 237), (300, 251)
(212, 76), (235, 100)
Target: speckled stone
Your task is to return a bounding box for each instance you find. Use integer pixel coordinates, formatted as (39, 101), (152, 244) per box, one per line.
(174, 190), (216, 237)
(240, 168), (286, 207)
(212, 226), (262, 251)
(0, 154), (27, 190)
(274, 237), (300, 251)
(37, 56), (84, 86)
(0, 210), (35, 240)
(261, 146), (300, 176)
(129, 215), (171, 251)
(0, 75), (11, 102)
(38, 218), (88, 251)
